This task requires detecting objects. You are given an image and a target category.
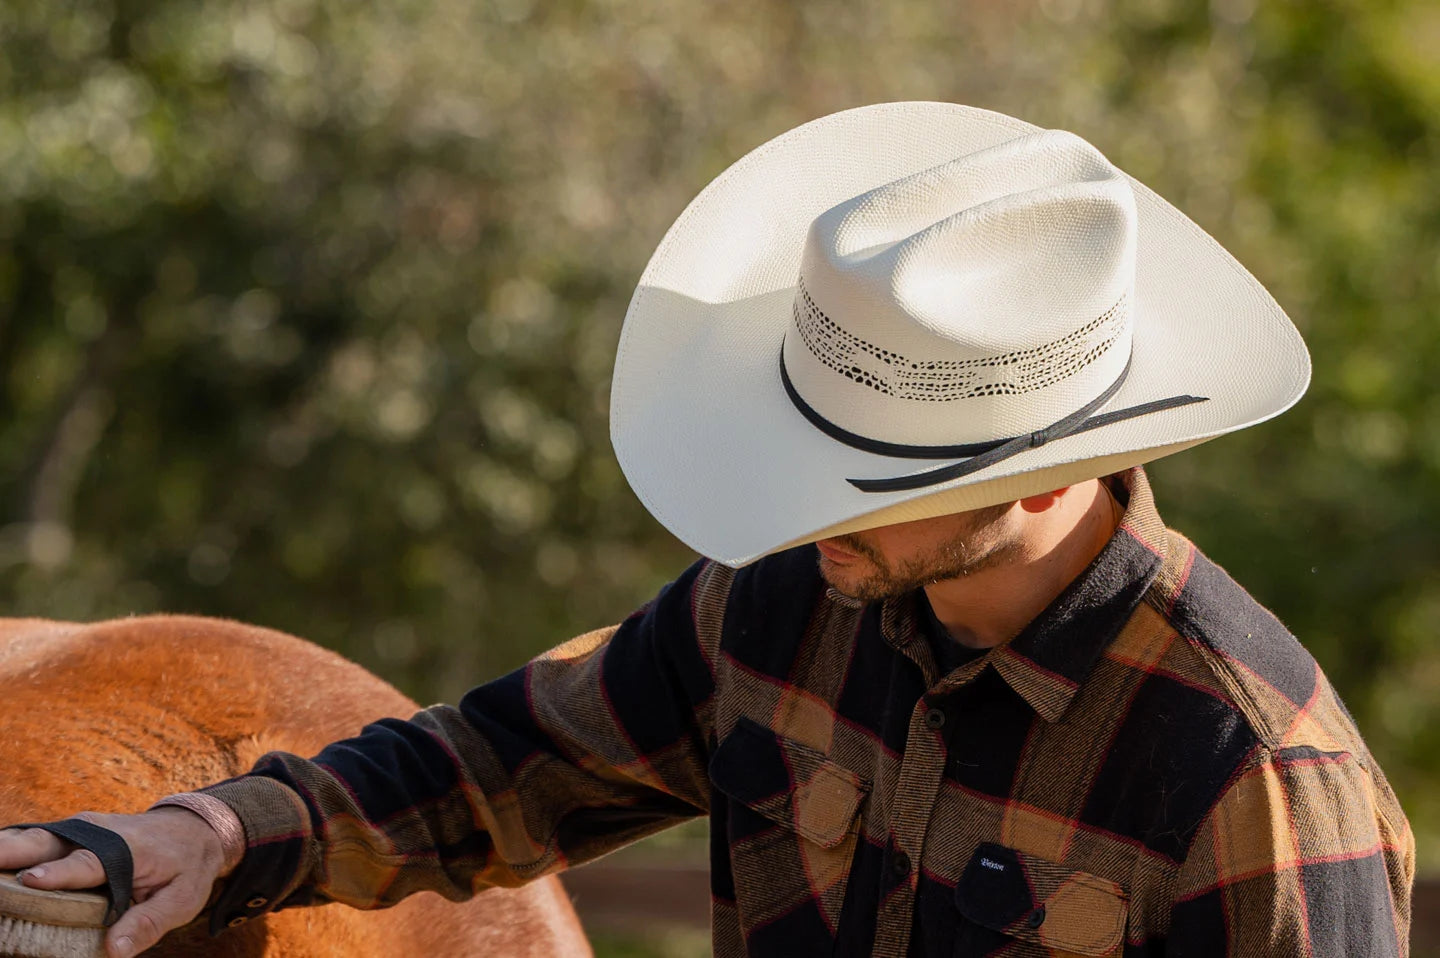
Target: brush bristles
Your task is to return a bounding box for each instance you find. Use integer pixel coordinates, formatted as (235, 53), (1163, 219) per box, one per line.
(0, 915), (105, 958)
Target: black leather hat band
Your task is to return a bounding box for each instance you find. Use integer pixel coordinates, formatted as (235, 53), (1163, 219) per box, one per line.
(779, 349), (1208, 493)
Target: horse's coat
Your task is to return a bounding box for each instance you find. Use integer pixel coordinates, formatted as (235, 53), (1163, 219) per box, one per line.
(0, 615), (592, 957)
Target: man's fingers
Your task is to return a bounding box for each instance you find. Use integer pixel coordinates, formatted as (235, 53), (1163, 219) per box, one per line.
(105, 883), (201, 958)
(0, 827), (70, 871)
(16, 845), (106, 891)
(0, 811), (224, 956)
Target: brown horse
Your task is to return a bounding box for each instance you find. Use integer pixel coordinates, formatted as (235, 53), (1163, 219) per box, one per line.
(0, 615), (591, 957)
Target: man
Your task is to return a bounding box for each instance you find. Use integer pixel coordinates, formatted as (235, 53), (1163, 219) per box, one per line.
(0, 104), (1413, 956)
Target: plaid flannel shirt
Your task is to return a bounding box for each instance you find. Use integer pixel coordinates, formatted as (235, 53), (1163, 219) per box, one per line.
(199, 468), (1414, 956)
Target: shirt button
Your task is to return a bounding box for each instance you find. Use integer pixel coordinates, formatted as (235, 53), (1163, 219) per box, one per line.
(228, 916), (248, 928)
(892, 851), (911, 877)
(1026, 905), (1046, 928)
(924, 708), (946, 730)
(246, 897), (268, 909)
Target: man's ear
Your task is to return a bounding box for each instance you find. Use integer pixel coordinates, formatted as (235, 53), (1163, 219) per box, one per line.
(1017, 486), (1071, 514)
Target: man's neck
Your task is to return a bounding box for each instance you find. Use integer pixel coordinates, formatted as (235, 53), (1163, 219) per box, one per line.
(922, 480), (1123, 649)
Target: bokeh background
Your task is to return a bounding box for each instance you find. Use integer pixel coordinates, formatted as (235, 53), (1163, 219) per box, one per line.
(2, 0), (1437, 952)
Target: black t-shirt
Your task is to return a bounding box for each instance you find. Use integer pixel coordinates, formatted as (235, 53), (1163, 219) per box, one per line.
(916, 590), (986, 678)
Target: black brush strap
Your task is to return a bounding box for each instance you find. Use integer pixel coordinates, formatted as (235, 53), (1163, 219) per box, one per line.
(10, 819), (134, 925)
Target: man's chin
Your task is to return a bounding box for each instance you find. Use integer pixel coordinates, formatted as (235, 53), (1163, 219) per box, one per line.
(818, 558), (900, 603)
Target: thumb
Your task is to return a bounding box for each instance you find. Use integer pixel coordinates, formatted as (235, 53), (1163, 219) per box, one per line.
(104, 881), (203, 958)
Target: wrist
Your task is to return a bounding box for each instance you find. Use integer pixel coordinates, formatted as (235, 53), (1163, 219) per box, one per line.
(149, 793), (245, 877)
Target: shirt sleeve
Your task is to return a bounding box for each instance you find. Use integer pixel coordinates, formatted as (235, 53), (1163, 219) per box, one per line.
(1166, 743), (1414, 956)
(195, 557), (732, 935)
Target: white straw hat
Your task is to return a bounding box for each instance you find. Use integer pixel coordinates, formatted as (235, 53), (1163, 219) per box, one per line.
(611, 102), (1309, 566)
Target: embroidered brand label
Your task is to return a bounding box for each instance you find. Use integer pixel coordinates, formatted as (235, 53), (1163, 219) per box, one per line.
(979, 857), (1005, 872)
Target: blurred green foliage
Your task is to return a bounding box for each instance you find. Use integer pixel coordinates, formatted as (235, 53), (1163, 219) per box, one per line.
(0, 0), (1437, 875)
(591, 930), (709, 958)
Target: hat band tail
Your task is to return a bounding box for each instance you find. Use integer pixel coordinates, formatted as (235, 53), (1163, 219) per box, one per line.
(779, 351), (1208, 493)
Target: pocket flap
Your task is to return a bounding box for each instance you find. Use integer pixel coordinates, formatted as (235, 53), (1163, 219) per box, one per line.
(709, 716), (868, 848)
(955, 843), (1128, 956)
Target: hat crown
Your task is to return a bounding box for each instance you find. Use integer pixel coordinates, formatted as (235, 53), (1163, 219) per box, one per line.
(783, 130), (1139, 446)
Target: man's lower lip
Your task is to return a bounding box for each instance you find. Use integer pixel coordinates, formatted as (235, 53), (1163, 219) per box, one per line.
(816, 542), (859, 563)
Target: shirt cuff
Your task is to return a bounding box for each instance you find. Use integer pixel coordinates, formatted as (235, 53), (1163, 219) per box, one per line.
(148, 792), (246, 875)
(193, 775), (317, 936)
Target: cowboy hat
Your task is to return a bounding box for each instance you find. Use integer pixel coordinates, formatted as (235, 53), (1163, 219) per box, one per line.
(610, 102), (1309, 566)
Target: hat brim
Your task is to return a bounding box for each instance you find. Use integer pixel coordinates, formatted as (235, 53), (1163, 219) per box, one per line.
(611, 103), (1309, 566)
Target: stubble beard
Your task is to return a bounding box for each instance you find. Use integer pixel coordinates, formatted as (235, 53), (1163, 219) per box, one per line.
(817, 505), (1019, 602)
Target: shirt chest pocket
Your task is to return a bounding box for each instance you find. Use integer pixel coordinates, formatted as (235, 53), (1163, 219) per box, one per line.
(954, 843), (1129, 957)
(709, 716), (869, 948)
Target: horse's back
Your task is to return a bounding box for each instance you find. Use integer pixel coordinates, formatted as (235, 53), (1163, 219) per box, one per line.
(0, 615), (590, 957)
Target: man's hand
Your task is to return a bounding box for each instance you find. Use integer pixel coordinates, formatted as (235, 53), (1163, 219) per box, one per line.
(0, 807), (230, 958)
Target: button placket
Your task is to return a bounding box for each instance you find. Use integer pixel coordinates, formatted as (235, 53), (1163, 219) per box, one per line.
(871, 697), (952, 958)
(870, 595), (970, 957)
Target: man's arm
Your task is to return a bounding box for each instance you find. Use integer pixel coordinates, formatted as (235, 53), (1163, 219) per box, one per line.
(1167, 743), (1414, 956)
(0, 557), (732, 956)
(202, 557), (727, 922)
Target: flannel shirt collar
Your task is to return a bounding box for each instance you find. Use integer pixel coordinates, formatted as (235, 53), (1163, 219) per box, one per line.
(880, 467), (1169, 723)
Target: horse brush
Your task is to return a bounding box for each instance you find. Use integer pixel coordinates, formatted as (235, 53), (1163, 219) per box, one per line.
(0, 871), (107, 958)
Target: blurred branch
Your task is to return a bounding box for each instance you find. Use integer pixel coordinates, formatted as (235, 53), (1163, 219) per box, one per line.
(16, 320), (125, 528)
